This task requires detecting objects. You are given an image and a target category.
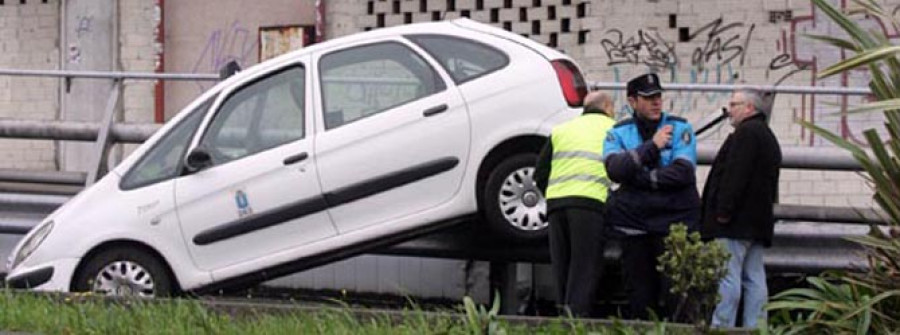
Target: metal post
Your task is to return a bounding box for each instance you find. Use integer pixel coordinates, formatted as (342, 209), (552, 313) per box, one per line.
(86, 79), (121, 186)
(489, 261), (522, 315)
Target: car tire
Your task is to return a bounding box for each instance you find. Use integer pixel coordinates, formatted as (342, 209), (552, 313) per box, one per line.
(73, 247), (174, 297)
(482, 153), (548, 243)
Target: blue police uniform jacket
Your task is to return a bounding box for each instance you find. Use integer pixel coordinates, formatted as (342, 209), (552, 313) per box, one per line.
(602, 112), (701, 235)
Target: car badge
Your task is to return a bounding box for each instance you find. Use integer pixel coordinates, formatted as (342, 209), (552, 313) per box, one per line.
(235, 190), (253, 218)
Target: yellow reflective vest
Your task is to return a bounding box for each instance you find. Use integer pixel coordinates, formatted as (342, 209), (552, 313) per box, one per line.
(545, 113), (614, 202)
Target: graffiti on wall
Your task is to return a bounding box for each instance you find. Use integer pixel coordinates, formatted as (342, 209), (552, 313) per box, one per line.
(599, 0), (898, 146)
(600, 17), (755, 119)
(191, 20), (258, 90)
(684, 18), (755, 72)
(600, 29), (677, 71)
(771, 0), (899, 146)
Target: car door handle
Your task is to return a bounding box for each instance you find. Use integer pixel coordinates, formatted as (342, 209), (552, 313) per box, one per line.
(283, 152), (309, 165)
(422, 104), (448, 117)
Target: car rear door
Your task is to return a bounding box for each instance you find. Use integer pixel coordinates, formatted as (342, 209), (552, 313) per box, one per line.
(312, 38), (470, 234)
(174, 61), (338, 272)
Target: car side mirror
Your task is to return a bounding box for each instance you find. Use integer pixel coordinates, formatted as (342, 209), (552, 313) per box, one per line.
(219, 60), (241, 79)
(184, 147), (213, 173)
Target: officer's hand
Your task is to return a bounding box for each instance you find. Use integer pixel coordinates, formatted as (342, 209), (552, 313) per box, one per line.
(653, 125), (673, 149)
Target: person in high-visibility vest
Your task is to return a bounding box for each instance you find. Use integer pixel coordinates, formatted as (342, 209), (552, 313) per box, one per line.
(535, 91), (615, 317)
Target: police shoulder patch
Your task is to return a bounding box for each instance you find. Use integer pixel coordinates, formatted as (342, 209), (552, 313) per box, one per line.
(681, 130), (692, 144)
(606, 132), (616, 143)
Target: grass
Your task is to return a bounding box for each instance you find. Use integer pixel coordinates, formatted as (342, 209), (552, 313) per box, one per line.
(0, 289), (712, 335)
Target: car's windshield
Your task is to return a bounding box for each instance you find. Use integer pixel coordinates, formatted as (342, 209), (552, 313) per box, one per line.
(120, 97), (213, 190)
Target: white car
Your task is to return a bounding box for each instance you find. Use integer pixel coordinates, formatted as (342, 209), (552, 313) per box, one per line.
(5, 18), (587, 296)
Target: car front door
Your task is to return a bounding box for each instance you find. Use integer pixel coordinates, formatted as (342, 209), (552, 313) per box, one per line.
(175, 63), (338, 272)
(313, 39), (470, 234)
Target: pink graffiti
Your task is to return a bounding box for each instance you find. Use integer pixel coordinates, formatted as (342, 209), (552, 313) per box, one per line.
(191, 20), (258, 90)
(773, 0), (899, 147)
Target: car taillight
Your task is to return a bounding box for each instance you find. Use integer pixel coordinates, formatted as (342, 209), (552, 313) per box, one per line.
(551, 60), (587, 107)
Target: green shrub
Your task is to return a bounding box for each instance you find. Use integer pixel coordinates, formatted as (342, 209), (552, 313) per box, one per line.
(657, 223), (730, 328)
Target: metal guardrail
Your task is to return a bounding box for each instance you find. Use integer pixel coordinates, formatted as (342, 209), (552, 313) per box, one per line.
(0, 68), (219, 187)
(591, 82), (872, 96)
(0, 121), (868, 186)
(0, 68), (219, 81)
(0, 69), (886, 275)
(0, 119), (160, 143)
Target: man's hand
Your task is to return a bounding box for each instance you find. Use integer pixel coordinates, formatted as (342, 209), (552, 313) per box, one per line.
(653, 125), (673, 149)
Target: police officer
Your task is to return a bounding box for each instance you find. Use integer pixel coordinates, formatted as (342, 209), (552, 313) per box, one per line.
(535, 91), (615, 317)
(602, 73), (701, 320)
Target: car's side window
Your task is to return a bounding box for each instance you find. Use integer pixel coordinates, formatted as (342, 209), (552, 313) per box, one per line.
(120, 96), (213, 190)
(200, 66), (305, 165)
(319, 41), (445, 129)
(406, 34), (509, 85)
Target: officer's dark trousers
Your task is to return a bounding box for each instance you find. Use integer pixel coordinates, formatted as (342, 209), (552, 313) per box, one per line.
(548, 207), (606, 317)
(621, 234), (677, 320)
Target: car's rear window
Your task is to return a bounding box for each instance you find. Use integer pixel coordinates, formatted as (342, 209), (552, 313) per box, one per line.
(406, 34), (509, 85)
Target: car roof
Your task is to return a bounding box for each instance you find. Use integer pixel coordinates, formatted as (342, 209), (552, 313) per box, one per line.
(211, 18), (569, 93)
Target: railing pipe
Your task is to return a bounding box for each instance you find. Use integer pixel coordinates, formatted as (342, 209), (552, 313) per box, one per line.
(590, 82), (872, 96)
(698, 144), (862, 170)
(0, 119), (160, 143)
(0, 68), (219, 81)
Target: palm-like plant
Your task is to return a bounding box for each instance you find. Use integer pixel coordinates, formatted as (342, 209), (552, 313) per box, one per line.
(768, 0), (900, 333)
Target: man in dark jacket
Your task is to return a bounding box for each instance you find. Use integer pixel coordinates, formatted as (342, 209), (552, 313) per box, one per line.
(703, 88), (781, 328)
(535, 91), (615, 317)
(602, 73), (701, 320)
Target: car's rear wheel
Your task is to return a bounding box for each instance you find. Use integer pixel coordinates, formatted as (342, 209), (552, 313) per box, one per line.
(482, 153), (548, 242)
(73, 247), (173, 297)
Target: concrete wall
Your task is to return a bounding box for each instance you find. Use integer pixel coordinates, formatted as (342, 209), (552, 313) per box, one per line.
(0, 0), (59, 170)
(162, 0), (316, 118)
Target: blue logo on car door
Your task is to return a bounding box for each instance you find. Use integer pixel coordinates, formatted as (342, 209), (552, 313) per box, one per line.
(235, 190), (253, 218)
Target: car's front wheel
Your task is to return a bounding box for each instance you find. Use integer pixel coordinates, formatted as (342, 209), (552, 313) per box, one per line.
(482, 153), (548, 243)
(73, 247), (173, 297)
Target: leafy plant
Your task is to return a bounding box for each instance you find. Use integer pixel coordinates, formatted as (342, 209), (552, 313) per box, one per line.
(462, 295), (507, 335)
(768, 273), (900, 334)
(656, 223), (730, 328)
(799, 0), (900, 224)
(769, 0), (900, 333)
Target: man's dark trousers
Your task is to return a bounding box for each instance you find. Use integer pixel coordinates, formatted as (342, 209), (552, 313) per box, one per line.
(620, 234), (678, 320)
(548, 207), (606, 317)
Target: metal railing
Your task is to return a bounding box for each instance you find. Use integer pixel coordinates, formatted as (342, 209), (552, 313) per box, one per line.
(0, 68), (220, 188)
(0, 71), (888, 273)
(591, 82), (872, 96)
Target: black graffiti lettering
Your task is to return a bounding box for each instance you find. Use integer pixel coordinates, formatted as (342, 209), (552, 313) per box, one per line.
(740, 24), (754, 66)
(767, 53), (811, 86)
(600, 29), (677, 71)
(686, 18), (753, 71)
(768, 53), (793, 71)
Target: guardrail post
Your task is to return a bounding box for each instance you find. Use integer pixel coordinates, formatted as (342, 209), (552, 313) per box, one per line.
(86, 79), (121, 186)
(489, 261), (522, 315)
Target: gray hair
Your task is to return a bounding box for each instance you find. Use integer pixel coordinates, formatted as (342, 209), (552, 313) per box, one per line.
(735, 88), (774, 118)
